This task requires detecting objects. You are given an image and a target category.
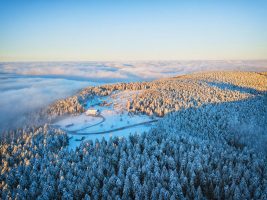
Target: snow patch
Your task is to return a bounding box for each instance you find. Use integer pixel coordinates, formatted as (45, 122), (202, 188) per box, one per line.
(54, 90), (157, 150)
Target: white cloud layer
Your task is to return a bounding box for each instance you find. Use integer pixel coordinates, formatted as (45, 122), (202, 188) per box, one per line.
(0, 75), (98, 131)
(1, 60), (266, 82)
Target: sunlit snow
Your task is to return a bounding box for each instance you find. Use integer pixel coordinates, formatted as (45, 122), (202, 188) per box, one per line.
(54, 91), (157, 149)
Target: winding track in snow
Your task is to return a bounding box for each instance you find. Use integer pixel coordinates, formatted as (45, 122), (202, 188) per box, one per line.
(64, 115), (106, 133)
(67, 119), (158, 135)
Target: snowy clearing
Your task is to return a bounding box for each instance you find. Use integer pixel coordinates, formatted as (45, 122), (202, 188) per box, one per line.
(54, 90), (157, 149)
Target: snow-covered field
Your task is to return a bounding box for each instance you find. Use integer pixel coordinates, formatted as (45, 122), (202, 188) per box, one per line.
(54, 90), (157, 149)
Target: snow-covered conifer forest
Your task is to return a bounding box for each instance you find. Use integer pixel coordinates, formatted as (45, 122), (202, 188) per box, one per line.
(1, 72), (267, 199)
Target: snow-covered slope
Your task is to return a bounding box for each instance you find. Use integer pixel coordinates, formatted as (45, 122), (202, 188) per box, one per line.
(1, 71), (267, 199)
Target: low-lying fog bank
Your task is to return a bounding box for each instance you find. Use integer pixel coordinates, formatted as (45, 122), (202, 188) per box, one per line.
(0, 74), (100, 132)
(1, 60), (267, 82)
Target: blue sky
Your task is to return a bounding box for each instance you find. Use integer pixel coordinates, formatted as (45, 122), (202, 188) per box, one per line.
(0, 0), (266, 61)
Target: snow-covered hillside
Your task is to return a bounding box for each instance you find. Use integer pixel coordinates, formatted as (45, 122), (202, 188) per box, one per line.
(1, 71), (267, 199)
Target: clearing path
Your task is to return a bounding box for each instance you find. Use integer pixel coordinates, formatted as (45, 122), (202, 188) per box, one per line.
(68, 119), (158, 135)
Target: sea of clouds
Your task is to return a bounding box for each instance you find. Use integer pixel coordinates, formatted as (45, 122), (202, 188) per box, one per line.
(0, 60), (266, 131)
(1, 60), (267, 82)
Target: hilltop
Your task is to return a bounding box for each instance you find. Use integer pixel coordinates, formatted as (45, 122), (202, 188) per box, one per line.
(47, 71), (267, 117)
